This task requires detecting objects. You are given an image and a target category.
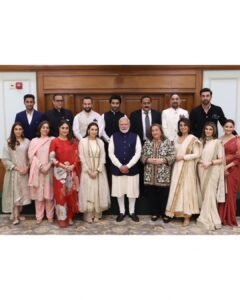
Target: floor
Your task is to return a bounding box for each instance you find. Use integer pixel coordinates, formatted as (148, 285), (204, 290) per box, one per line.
(0, 214), (240, 235)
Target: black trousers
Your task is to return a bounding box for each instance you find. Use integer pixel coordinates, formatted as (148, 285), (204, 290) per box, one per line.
(145, 185), (170, 217)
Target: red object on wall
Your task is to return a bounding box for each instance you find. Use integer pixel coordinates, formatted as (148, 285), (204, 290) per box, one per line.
(16, 82), (23, 89)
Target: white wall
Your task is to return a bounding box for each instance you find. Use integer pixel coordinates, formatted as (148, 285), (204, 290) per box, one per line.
(203, 70), (240, 136)
(0, 72), (37, 158)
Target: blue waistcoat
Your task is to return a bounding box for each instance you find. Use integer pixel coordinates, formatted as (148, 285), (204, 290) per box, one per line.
(111, 131), (139, 176)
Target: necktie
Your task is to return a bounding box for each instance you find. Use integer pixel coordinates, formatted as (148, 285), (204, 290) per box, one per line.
(145, 111), (150, 139)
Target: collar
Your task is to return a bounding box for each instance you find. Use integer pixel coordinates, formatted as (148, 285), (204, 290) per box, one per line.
(142, 109), (151, 115)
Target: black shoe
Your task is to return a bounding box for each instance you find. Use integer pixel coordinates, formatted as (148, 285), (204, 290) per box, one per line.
(162, 215), (171, 223)
(151, 215), (159, 221)
(130, 213), (139, 222)
(116, 213), (125, 222)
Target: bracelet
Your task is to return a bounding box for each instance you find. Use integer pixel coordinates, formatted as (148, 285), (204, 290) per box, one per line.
(211, 160), (214, 165)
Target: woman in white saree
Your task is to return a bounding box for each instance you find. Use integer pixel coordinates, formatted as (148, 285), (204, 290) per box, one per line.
(165, 118), (201, 226)
(197, 122), (225, 231)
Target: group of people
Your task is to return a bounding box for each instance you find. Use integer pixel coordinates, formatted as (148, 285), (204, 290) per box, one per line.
(1, 88), (240, 231)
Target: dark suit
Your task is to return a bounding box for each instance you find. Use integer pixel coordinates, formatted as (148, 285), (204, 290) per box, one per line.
(43, 108), (73, 137)
(15, 109), (44, 140)
(130, 109), (162, 144)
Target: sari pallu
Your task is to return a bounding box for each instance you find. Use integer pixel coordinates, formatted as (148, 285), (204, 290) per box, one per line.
(165, 134), (201, 218)
(218, 136), (240, 226)
(197, 139), (225, 230)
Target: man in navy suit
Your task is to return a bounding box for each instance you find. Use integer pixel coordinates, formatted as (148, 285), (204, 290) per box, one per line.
(130, 95), (162, 144)
(15, 94), (44, 140)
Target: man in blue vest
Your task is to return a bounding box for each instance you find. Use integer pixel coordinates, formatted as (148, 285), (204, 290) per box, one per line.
(109, 116), (142, 222)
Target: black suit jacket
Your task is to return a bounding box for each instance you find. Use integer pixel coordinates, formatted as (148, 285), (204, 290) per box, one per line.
(130, 109), (161, 144)
(15, 109), (44, 140)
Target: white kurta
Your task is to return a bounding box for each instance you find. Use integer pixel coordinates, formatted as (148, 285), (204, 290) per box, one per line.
(108, 134), (141, 198)
(162, 107), (189, 141)
(73, 110), (103, 141)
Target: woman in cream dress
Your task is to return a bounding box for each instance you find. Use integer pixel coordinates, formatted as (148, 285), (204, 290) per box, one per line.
(2, 122), (31, 225)
(197, 122), (225, 231)
(79, 122), (110, 223)
(165, 118), (201, 226)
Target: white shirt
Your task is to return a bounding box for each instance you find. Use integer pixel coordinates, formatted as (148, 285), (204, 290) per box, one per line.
(108, 134), (142, 169)
(73, 110), (103, 141)
(26, 110), (34, 124)
(101, 113), (110, 143)
(162, 107), (189, 141)
(141, 109), (152, 141)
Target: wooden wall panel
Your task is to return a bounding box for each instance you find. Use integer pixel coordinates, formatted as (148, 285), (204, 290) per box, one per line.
(0, 66), (203, 193)
(43, 74), (196, 90)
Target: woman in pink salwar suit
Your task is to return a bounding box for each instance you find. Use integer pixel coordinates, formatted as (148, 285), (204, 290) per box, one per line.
(28, 121), (54, 224)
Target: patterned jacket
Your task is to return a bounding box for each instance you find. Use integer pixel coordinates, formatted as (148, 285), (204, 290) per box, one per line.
(141, 139), (175, 186)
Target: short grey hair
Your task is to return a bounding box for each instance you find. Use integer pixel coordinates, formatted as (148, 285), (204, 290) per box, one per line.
(119, 116), (130, 125)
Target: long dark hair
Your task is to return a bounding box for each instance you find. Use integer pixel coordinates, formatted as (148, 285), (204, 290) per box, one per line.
(8, 122), (25, 150)
(84, 122), (99, 138)
(58, 120), (74, 144)
(149, 123), (166, 141)
(201, 121), (218, 145)
(36, 121), (50, 137)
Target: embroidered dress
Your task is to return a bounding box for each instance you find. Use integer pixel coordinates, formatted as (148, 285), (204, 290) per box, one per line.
(49, 138), (80, 227)
(165, 134), (201, 218)
(78, 137), (110, 215)
(2, 139), (31, 214)
(28, 136), (54, 221)
(197, 139), (225, 230)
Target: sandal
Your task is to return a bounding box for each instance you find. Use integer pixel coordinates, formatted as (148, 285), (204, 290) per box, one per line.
(12, 219), (20, 225)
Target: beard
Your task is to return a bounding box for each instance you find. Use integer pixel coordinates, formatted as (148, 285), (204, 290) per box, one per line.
(84, 108), (92, 113)
(120, 128), (129, 133)
(202, 100), (210, 106)
(171, 103), (178, 109)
